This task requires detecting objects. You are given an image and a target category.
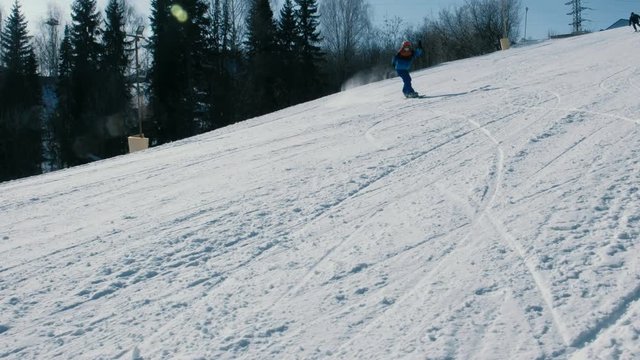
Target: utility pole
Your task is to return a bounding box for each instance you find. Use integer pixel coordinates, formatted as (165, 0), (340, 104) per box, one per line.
(126, 25), (149, 152)
(127, 25), (145, 137)
(45, 17), (60, 78)
(502, 0), (507, 37)
(524, 6), (529, 40)
(500, 0), (510, 50)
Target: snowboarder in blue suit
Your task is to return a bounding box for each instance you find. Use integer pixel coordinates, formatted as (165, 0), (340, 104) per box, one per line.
(392, 40), (423, 98)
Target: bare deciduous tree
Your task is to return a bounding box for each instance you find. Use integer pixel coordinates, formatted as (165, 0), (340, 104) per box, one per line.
(377, 15), (406, 52)
(320, 0), (372, 83)
(431, 0), (521, 61)
(226, 0), (248, 52)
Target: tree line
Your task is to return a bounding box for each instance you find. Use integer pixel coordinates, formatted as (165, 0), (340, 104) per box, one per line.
(0, 0), (522, 182)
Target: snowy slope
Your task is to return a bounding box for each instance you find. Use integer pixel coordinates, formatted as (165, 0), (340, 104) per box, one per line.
(1, 28), (639, 360)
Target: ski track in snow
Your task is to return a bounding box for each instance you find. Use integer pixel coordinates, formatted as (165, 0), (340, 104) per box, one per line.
(494, 62), (640, 352)
(333, 105), (510, 352)
(222, 100), (495, 346)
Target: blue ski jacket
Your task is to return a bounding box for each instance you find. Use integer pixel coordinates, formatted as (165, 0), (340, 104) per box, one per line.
(392, 48), (423, 71)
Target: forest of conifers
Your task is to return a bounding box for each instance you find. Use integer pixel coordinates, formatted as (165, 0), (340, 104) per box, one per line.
(0, 0), (521, 182)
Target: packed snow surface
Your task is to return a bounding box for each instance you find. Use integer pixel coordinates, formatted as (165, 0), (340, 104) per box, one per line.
(1, 28), (639, 359)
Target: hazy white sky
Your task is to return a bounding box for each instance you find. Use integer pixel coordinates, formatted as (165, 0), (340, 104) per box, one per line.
(0, 0), (637, 40)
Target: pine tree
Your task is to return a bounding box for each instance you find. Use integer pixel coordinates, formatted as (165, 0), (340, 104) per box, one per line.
(276, 0), (299, 106)
(278, 0), (298, 53)
(295, 0), (324, 100)
(61, 0), (103, 165)
(70, 0), (102, 70)
(188, 0), (214, 134)
(211, 0), (222, 51)
(58, 26), (73, 80)
(149, 0), (212, 143)
(24, 47), (41, 105)
(1, 1), (29, 73)
(245, 0), (277, 57)
(0, 0), (42, 181)
(102, 0), (129, 97)
(53, 26), (74, 167)
(221, 0), (245, 124)
(149, 0), (175, 142)
(245, 0), (280, 115)
(101, 0), (131, 156)
(207, 0), (237, 128)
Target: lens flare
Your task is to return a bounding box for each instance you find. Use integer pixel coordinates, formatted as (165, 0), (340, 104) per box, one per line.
(170, 4), (189, 23)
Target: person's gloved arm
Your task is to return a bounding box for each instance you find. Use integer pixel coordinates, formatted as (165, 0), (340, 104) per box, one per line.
(415, 41), (424, 57)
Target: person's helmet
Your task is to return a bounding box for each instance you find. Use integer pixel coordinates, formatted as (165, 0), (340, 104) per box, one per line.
(399, 41), (413, 56)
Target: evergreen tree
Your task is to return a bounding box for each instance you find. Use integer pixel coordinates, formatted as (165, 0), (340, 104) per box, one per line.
(149, 0), (212, 143)
(149, 0), (174, 142)
(24, 47), (41, 105)
(244, 0), (282, 115)
(294, 0), (324, 100)
(278, 0), (298, 53)
(0, 0), (42, 181)
(187, 0), (214, 134)
(101, 0), (131, 156)
(207, 0), (238, 128)
(210, 0), (222, 51)
(60, 0), (103, 165)
(102, 0), (128, 76)
(58, 26), (73, 80)
(1, 1), (29, 73)
(221, 0), (245, 124)
(70, 0), (102, 70)
(276, 0), (299, 106)
(53, 26), (74, 168)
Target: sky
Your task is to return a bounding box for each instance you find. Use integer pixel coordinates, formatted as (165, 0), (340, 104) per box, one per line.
(0, 0), (638, 40)
(1, 26), (639, 359)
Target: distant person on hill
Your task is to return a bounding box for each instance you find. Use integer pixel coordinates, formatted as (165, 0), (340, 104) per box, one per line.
(630, 12), (640, 31)
(392, 40), (424, 98)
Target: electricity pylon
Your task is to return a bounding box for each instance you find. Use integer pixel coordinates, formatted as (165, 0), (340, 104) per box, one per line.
(565, 0), (590, 34)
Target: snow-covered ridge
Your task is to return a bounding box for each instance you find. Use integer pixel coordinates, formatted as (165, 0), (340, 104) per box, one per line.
(1, 28), (639, 359)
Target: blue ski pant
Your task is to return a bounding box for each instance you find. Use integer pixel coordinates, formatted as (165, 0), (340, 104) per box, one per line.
(397, 69), (415, 94)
